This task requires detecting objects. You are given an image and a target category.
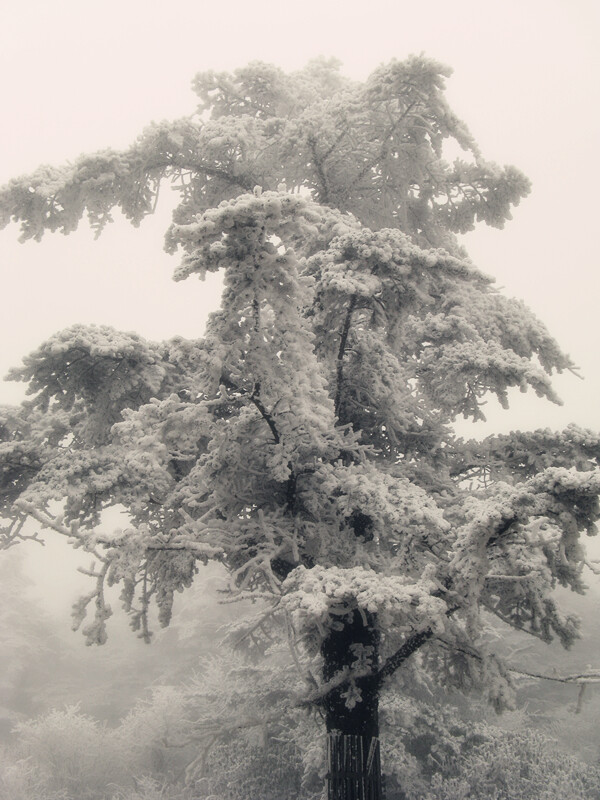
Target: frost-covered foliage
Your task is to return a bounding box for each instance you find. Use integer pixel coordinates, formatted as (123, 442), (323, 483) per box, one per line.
(0, 58), (529, 249)
(12, 707), (126, 799)
(422, 730), (600, 800)
(1, 55), (599, 797)
(3, 665), (598, 800)
(0, 752), (69, 800)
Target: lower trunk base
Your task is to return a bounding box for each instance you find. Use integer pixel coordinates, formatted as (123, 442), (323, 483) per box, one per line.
(327, 733), (383, 800)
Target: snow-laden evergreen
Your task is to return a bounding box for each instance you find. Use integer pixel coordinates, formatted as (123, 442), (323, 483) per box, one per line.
(1, 57), (598, 799)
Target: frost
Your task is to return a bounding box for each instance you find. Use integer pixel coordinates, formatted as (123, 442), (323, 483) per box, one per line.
(0, 56), (597, 740)
(281, 565), (448, 645)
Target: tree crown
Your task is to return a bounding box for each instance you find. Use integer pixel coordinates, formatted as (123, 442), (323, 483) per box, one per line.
(0, 57), (598, 716)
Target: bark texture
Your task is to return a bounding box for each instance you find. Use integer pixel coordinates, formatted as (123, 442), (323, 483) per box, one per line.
(321, 609), (383, 800)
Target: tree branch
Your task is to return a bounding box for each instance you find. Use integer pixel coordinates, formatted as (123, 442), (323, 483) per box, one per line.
(437, 637), (600, 687)
(249, 383), (297, 513)
(510, 666), (600, 685)
(305, 624), (439, 711)
(482, 602), (553, 644)
(347, 100), (417, 189)
(334, 295), (358, 419)
(250, 383), (280, 444)
(15, 501), (224, 558)
(0, 515), (44, 549)
(374, 628), (434, 688)
(308, 135), (331, 204)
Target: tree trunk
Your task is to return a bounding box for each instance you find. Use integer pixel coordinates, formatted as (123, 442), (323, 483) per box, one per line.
(321, 609), (383, 800)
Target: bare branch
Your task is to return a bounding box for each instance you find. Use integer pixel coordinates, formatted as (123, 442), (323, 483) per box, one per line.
(334, 295), (358, 419)
(250, 383), (280, 444)
(375, 629), (434, 687)
(510, 666), (600, 685)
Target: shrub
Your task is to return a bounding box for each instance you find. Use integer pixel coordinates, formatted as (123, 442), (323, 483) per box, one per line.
(12, 706), (126, 799)
(116, 687), (194, 782)
(111, 776), (193, 800)
(422, 730), (600, 800)
(0, 748), (68, 800)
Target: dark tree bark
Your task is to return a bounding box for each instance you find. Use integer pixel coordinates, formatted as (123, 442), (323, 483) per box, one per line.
(321, 609), (383, 800)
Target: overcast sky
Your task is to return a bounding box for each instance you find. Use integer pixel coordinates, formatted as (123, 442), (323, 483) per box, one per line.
(1, 0), (599, 609)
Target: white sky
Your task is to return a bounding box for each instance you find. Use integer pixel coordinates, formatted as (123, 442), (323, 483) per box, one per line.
(0, 0), (599, 612)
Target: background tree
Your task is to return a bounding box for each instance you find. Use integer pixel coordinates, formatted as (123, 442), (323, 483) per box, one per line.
(1, 57), (599, 799)
(0, 548), (64, 734)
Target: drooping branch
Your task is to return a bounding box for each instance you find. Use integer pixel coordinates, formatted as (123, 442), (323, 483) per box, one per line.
(482, 602), (555, 644)
(17, 501), (105, 560)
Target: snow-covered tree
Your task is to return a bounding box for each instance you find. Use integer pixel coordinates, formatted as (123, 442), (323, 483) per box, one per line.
(1, 57), (599, 799)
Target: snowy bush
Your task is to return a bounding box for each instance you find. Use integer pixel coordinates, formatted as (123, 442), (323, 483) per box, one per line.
(111, 777), (193, 800)
(4, 698), (600, 800)
(12, 706), (126, 799)
(422, 730), (600, 800)
(116, 687), (194, 782)
(0, 746), (68, 800)
(196, 736), (305, 800)
(4, 662), (599, 800)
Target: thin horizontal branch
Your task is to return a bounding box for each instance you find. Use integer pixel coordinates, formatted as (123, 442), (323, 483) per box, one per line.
(16, 501), (223, 558)
(437, 637), (600, 686)
(510, 666), (600, 685)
